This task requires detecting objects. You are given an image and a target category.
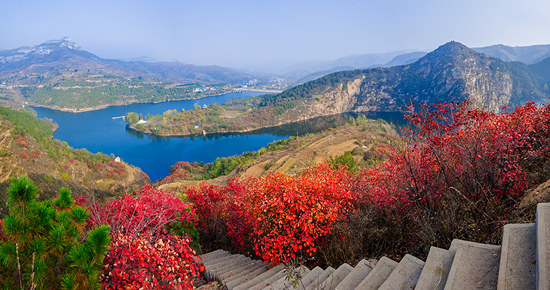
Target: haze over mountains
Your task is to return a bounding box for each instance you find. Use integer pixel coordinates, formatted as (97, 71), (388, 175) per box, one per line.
(285, 44), (550, 84)
(1, 37), (550, 116)
(2, 37), (550, 87)
(0, 37), (258, 84)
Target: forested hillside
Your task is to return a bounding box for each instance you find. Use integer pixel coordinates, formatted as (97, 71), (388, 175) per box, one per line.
(0, 107), (149, 217)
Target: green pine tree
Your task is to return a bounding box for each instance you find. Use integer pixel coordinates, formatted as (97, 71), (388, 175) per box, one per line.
(0, 176), (110, 290)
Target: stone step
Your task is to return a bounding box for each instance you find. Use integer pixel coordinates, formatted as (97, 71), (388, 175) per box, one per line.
(200, 249), (226, 260)
(257, 269), (291, 290)
(213, 257), (254, 279)
(219, 259), (258, 278)
(317, 263), (353, 290)
(203, 253), (239, 268)
(206, 255), (248, 279)
(304, 266), (336, 290)
(264, 265), (310, 290)
(496, 223), (536, 290)
(443, 240), (501, 290)
(200, 252), (231, 266)
(334, 259), (377, 290)
(537, 203), (550, 290)
(415, 246), (455, 290)
(297, 266), (325, 289)
(221, 260), (264, 283)
(353, 256), (398, 290)
(378, 254), (425, 290)
(225, 263), (270, 290)
(233, 264), (285, 290)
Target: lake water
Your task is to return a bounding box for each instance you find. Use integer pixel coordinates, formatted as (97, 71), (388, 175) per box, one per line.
(33, 92), (405, 182)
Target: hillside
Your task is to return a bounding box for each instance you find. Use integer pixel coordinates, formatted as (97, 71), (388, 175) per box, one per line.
(154, 117), (399, 190)
(0, 107), (149, 217)
(126, 41), (550, 138)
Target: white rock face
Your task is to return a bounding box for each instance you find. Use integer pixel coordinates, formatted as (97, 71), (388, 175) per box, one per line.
(0, 37), (83, 64)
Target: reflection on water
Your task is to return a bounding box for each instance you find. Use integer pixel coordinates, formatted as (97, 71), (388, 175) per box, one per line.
(126, 111), (405, 141)
(252, 112), (406, 136)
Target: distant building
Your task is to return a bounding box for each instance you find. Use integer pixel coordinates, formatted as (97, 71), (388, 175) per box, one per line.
(115, 157), (121, 163)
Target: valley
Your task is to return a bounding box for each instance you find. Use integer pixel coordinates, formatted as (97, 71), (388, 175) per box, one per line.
(2, 36), (550, 290)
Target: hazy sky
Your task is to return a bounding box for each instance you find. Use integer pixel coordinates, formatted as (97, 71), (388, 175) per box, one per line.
(1, 0), (549, 70)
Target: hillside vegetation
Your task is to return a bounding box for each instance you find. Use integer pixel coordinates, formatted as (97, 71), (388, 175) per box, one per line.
(154, 116), (399, 190)
(179, 100), (550, 269)
(0, 107), (149, 218)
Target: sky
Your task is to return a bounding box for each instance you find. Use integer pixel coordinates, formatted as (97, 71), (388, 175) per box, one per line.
(1, 0), (549, 71)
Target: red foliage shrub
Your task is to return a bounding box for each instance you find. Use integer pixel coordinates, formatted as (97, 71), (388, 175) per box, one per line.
(81, 186), (200, 289)
(20, 151), (29, 162)
(69, 159), (74, 163)
(185, 101), (550, 265)
(101, 232), (202, 290)
(0, 220), (6, 241)
(375, 101), (550, 209)
(348, 101), (550, 255)
(185, 179), (248, 252)
(64, 164), (70, 170)
(187, 164), (354, 263)
(241, 163), (354, 263)
(87, 184), (197, 238)
(159, 162), (189, 184)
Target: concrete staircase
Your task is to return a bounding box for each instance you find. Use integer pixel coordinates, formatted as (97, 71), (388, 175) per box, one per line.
(198, 202), (550, 289)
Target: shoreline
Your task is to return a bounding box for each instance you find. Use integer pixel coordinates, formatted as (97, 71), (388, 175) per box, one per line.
(28, 89), (276, 113)
(126, 109), (396, 138)
(234, 88), (283, 93)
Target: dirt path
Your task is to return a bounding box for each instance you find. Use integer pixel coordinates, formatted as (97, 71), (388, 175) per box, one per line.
(242, 159), (271, 178)
(326, 139), (358, 157)
(278, 158), (296, 173)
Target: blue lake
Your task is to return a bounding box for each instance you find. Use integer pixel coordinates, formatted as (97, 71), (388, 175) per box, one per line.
(33, 91), (405, 182)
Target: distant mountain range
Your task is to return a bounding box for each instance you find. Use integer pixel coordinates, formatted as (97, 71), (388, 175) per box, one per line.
(260, 41), (550, 125)
(473, 44), (550, 64)
(128, 41), (550, 139)
(1, 38), (550, 114)
(284, 44), (550, 84)
(0, 37), (257, 84)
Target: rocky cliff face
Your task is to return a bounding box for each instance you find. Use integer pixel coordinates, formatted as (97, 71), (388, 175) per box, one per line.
(274, 78), (364, 124)
(276, 41), (546, 119)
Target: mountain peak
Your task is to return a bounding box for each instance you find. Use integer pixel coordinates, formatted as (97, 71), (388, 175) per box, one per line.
(415, 41), (479, 65)
(41, 37), (82, 51)
(0, 37), (84, 64)
(435, 41), (470, 54)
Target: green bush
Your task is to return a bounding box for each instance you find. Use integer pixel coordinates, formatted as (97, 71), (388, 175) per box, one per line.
(0, 176), (110, 289)
(329, 151), (357, 173)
